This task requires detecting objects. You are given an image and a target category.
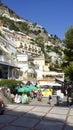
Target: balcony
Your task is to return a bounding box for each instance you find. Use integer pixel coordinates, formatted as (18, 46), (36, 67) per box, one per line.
(0, 55), (17, 66)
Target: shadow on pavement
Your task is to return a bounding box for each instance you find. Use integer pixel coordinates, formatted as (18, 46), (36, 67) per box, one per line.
(0, 101), (73, 130)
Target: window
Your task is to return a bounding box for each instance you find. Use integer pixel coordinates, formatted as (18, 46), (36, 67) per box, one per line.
(0, 50), (2, 55)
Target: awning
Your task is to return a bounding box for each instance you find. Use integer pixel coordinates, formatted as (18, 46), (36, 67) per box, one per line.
(0, 61), (20, 68)
(43, 71), (58, 76)
(39, 82), (62, 87)
(47, 82), (62, 86)
(56, 78), (64, 82)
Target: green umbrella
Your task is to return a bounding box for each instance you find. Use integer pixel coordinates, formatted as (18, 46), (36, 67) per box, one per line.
(18, 85), (37, 93)
(24, 87), (30, 93)
(18, 86), (30, 93)
(28, 85), (37, 91)
(18, 86), (25, 93)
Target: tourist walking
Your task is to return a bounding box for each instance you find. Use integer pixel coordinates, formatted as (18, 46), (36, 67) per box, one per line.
(56, 88), (61, 105)
(37, 89), (42, 102)
(47, 87), (53, 106)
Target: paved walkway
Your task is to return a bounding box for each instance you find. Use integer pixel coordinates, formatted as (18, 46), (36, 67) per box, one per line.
(0, 96), (73, 130)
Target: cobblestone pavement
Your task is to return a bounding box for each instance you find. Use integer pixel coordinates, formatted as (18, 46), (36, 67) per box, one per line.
(0, 96), (73, 130)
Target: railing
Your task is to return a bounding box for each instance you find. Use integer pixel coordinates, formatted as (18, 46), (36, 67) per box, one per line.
(0, 55), (17, 66)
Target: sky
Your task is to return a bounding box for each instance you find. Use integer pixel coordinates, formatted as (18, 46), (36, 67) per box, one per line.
(2, 0), (73, 40)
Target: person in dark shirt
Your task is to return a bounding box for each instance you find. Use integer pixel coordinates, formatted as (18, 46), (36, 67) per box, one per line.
(67, 85), (72, 106)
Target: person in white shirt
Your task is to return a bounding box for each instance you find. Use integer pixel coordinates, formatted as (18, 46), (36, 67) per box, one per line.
(56, 89), (61, 105)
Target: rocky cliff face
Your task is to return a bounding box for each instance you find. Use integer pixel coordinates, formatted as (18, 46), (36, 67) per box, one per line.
(0, 2), (20, 18)
(0, 2), (49, 43)
(0, 2), (63, 44)
(0, 2), (64, 67)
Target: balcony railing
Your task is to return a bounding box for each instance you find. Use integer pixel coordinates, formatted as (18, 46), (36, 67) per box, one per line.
(0, 55), (17, 66)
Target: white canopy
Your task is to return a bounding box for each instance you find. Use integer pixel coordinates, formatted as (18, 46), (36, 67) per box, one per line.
(47, 82), (62, 86)
(39, 82), (62, 87)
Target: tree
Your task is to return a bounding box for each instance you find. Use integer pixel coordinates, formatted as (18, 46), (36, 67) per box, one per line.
(63, 26), (73, 82)
(63, 62), (73, 82)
